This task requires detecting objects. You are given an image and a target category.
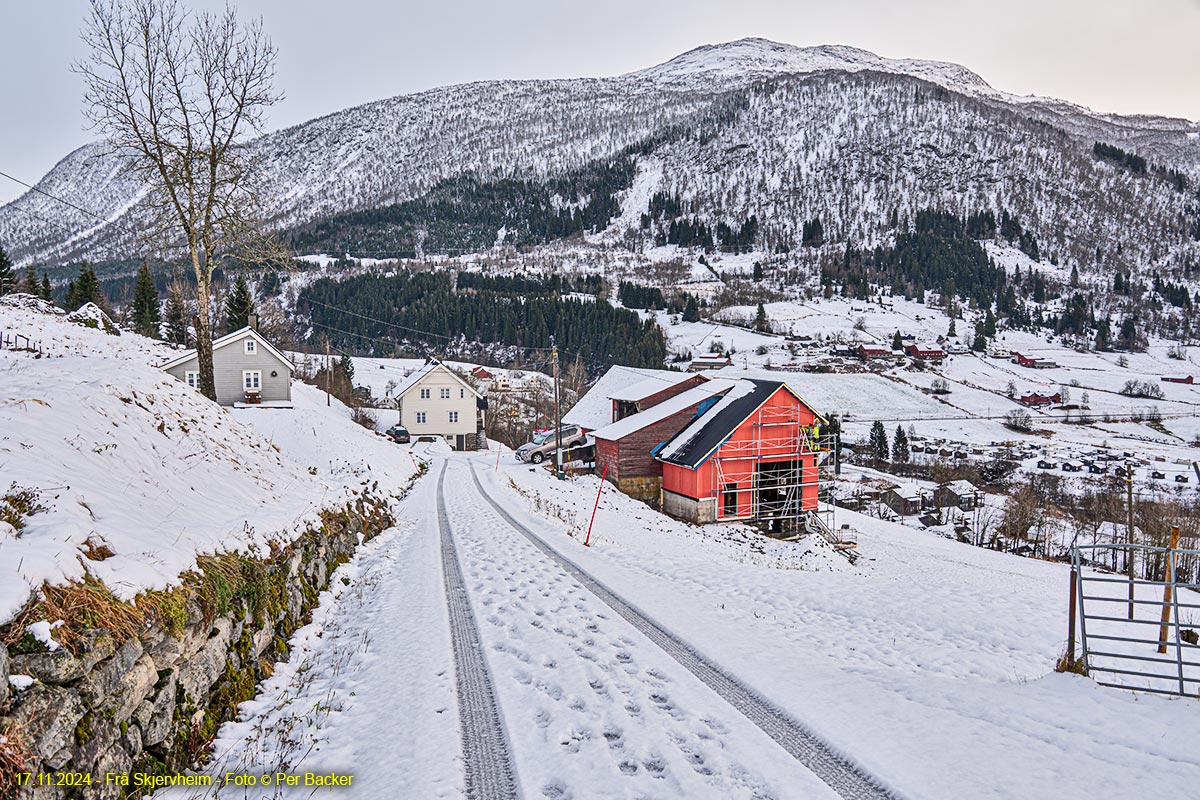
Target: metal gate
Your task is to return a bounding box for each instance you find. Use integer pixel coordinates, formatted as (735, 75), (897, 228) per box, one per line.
(1069, 540), (1200, 697)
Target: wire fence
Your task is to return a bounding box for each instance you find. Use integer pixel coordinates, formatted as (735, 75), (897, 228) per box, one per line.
(1069, 540), (1200, 697)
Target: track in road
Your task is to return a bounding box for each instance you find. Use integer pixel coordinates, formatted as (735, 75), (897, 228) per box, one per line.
(466, 462), (902, 800)
(436, 463), (522, 800)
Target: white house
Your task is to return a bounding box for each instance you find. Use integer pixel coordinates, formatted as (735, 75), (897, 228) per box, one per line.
(161, 327), (293, 407)
(392, 360), (486, 450)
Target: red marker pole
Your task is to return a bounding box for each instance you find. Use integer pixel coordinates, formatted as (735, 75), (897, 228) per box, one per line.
(584, 463), (608, 547)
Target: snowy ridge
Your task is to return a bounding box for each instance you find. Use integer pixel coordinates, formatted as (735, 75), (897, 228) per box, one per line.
(633, 39), (994, 95)
(2, 38), (1197, 276)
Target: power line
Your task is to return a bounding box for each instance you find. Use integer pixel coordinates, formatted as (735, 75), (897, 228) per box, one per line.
(0, 167), (149, 254)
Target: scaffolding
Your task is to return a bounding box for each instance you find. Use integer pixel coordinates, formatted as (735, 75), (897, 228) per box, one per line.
(709, 404), (848, 548)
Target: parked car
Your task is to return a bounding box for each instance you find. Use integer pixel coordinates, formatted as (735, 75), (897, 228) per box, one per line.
(515, 425), (586, 464)
(386, 425), (411, 444)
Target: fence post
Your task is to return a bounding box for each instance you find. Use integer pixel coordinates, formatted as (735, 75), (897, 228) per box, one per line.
(1067, 562), (1078, 667)
(1158, 527), (1181, 655)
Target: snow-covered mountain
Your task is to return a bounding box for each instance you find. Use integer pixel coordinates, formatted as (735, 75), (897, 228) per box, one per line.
(2, 38), (1198, 276)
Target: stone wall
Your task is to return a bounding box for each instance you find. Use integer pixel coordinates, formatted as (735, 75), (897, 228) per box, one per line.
(0, 493), (394, 799)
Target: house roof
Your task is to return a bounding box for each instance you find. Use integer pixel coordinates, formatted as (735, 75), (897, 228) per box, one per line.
(392, 360), (482, 400)
(158, 327), (294, 373)
(941, 480), (977, 497)
(562, 366), (691, 430)
(656, 379), (825, 469)
(591, 380), (736, 441)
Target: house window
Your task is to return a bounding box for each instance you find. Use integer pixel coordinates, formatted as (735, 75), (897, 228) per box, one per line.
(448, 411), (459, 423)
(185, 371), (199, 389)
(416, 411), (427, 424)
(440, 387), (451, 399)
(723, 483), (738, 517)
(244, 339), (256, 355)
(420, 388), (431, 399)
(243, 371), (261, 391)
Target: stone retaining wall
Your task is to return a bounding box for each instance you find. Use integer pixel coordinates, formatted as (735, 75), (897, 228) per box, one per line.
(0, 492), (395, 799)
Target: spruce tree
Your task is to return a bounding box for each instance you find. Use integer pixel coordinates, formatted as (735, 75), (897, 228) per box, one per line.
(338, 353), (355, 383)
(23, 264), (39, 294)
(869, 420), (889, 462)
(682, 295), (700, 323)
(131, 262), (161, 338)
(0, 244), (13, 296)
(223, 274), (255, 333)
(947, 317), (956, 338)
(65, 263), (101, 310)
(983, 308), (997, 337)
(754, 303), (769, 333)
(164, 284), (189, 346)
(752, 261), (764, 281)
(891, 425), (910, 463)
(40, 274), (53, 303)
(892, 330), (903, 350)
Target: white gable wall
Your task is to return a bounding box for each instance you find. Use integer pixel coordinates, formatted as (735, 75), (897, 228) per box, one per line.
(397, 364), (480, 444)
(163, 330), (292, 405)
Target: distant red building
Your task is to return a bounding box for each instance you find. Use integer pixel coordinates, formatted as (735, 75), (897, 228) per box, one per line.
(904, 344), (945, 360)
(857, 344), (891, 360)
(470, 366), (494, 380)
(1162, 375), (1194, 384)
(1018, 391), (1061, 407)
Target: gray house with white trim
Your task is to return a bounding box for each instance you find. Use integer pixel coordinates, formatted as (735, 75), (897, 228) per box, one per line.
(160, 327), (294, 406)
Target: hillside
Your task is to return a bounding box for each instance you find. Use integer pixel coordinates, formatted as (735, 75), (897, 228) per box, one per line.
(0, 296), (418, 625)
(2, 38), (1198, 288)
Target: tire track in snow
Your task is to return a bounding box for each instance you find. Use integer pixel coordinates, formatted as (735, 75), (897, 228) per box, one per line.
(468, 463), (902, 800)
(437, 463), (523, 800)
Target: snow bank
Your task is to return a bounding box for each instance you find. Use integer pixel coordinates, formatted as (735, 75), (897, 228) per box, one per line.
(0, 303), (417, 625)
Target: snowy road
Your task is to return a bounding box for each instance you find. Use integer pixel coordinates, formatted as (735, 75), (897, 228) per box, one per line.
(436, 463), (521, 800)
(459, 461), (898, 800)
(438, 456), (845, 800)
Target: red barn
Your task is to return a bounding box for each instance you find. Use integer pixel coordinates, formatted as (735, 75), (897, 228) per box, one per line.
(904, 343), (945, 360)
(1018, 391), (1061, 407)
(656, 380), (826, 530)
(857, 345), (891, 360)
(590, 380), (735, 501)
(1162, 375), (1194, 384)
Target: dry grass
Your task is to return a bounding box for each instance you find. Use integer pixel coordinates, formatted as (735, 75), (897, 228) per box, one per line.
(3, 574), (144, 654)
(1054, 646), (1089, 676)
(79, 535), (116, 561)
(0, 722), (31, 800)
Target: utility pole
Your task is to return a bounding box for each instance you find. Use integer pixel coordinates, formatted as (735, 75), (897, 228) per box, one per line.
(552, 337), (563, 479)
(1126, 460), (1135, 620)
(325, 338), (331, 407)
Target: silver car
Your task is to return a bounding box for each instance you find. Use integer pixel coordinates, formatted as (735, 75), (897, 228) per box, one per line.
(515, 426), (586, 464)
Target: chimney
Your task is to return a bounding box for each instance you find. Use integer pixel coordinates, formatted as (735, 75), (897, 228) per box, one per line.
(248, 313), (258, 330)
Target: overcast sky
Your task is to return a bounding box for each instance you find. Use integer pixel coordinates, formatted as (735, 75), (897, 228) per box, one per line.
(2, 0), (1198, 203)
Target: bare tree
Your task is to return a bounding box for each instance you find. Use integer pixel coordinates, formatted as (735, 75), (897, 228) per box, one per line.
(77, 0), (282, 399)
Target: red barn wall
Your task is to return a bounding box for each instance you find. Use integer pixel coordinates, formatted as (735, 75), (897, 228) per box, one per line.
(660, 386), (820, 520)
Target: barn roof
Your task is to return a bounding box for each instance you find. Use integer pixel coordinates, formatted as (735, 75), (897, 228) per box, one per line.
(657, 379), (824, 469)
(562, 366), (691, 430)
(590, 380), (735, 441)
